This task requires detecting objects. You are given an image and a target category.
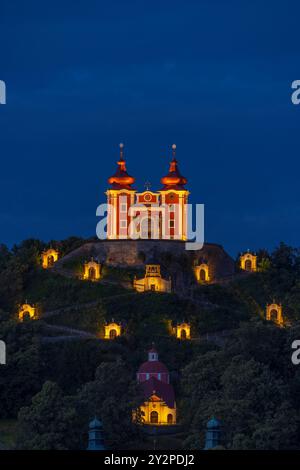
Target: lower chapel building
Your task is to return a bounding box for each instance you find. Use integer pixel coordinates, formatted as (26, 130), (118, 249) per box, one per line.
(135, 347), (176, 426)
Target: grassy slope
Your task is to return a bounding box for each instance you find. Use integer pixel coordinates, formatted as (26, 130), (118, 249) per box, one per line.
(25, 266), (263, 337)
(23, 269), (128, 311)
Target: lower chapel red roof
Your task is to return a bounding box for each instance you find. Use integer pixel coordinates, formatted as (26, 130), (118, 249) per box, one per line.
(141, 376), (175, 409)
(138, 360), (168, 374)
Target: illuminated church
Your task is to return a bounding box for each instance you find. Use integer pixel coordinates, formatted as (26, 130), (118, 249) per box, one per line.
(106, 144), (189, 240)
(135, 347), (176, 426)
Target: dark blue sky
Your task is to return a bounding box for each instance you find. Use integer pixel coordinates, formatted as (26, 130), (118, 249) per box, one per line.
(0, 0), (300, 256)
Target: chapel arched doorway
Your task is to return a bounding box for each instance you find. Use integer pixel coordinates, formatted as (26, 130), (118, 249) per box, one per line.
(167, 414), (173, 424)
(270, 309), (278, 322)
(245, 259), (252, 271)
(109, 329), (117, 339)
(150, 411), (158, 424)
(88, 267), (96, 280)
(180, 329), (187, 340)
(47, 255), (55, 267)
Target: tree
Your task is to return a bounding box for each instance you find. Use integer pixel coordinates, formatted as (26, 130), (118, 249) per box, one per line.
(0, 320), (44, 418)
(76, 357), (144, 448)
(181, 349), (298, 449)
(17, 381), (80, 450)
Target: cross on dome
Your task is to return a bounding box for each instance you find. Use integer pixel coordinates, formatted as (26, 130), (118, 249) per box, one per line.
(119, 142), (124, 159)
(172, 143), (176, 158)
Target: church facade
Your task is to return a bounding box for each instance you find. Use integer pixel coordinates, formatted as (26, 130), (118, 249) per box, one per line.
(106, 144), (189, 241)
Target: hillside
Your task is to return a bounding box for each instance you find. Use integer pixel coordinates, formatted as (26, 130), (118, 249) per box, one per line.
(0, 239), (300, 450)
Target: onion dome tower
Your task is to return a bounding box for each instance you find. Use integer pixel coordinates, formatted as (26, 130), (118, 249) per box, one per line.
(160, 144), (187, 190)
(108, 143), (135, 189)
(159, 144), (189, 241)
(106, 143), (136, 239)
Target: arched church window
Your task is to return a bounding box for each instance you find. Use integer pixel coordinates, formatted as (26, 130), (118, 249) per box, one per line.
(167, 414), (173, 424)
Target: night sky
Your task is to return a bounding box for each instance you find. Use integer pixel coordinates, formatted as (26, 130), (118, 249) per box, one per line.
(1, 0), (300, 256)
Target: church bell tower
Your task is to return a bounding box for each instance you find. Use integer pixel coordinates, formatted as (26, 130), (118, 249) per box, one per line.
(106, 143), (136, 239)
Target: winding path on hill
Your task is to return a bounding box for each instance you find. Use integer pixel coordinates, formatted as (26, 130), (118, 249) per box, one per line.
(41, 323), (98, 343)
(42, 291), (139, 319)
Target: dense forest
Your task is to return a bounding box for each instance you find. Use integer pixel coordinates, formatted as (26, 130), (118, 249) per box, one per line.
(0, 238), (300, 450)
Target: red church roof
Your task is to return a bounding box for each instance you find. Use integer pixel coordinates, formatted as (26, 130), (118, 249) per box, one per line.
(141, 376), (175, 408)
(138, 360), (168, 374)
